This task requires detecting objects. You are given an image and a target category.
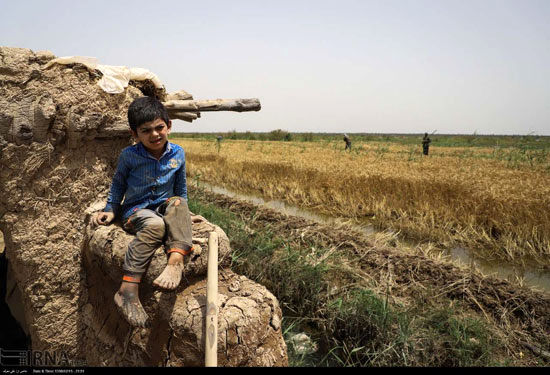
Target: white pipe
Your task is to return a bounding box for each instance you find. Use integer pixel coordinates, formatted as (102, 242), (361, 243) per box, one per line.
(205, 231), (218, 367)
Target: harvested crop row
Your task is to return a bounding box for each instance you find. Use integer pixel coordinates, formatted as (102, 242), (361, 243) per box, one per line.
(174, 138), (550, 267)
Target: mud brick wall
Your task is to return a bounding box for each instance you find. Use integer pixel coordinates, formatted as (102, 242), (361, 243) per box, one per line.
(0, 47), (287, 366)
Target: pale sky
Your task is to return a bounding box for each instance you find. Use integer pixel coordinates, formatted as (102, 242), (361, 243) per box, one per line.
(2, 0), (549, 135)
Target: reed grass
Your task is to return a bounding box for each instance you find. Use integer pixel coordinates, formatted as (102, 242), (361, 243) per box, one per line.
(187, 190), (510, 367)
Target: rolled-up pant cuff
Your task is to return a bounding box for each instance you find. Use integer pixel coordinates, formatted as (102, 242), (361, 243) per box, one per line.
(121, 270), (144, 283)
(166, 241), (194, 254)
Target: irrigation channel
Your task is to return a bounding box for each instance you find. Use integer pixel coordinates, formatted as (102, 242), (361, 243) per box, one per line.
(197, 182), (550, 293)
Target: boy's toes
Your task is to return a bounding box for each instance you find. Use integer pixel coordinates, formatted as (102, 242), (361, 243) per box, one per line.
(153, 278), (163, 288)
(153, 263), (183, 291)
(128, 306), (148, 328)
(160, 279), (170, 289)
(152, 277), (165, 288)
(153, 276), (165, 289)
(114, 292), (148, 327)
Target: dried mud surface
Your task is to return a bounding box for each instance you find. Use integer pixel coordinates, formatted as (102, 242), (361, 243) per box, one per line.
(0, 47), (287, 367)
(193, 188), (550, 361)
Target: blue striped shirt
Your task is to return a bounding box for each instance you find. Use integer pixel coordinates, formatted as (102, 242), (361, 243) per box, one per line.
(104, 141), (187, 222)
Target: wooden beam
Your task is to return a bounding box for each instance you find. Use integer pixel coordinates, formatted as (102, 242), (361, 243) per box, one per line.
(168, 111), (199, 123)
(163, 98), (261, 112)
(166, 89), (193, 101)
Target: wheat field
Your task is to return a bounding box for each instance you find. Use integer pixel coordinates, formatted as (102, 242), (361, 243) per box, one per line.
(173, 137), (550, 267)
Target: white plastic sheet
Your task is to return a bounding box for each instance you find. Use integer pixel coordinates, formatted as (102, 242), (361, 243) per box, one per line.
(97, 65), (131, 94)
(43, 56), (99, 70)
(43, 56), (163, 94)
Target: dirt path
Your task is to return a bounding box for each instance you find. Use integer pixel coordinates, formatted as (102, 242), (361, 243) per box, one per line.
(192, 188), (550, 363)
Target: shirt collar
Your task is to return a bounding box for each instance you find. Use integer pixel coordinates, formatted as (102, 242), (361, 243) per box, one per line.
(136, 141), (172, 160)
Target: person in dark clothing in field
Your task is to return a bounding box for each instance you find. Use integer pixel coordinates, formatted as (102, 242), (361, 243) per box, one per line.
(344, 134), (351, 151)
(422, 132), (431, 155)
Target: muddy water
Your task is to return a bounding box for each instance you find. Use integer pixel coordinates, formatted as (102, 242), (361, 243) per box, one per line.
(448, 246), (550, 292)
(200, 182), (377, 236)
(198, 182), (550, 293)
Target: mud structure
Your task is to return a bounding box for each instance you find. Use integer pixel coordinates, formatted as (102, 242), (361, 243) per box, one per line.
(0, 47), (287, 366)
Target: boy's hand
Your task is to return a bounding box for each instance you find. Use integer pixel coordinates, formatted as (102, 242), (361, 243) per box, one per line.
(93, 212), (115, 226)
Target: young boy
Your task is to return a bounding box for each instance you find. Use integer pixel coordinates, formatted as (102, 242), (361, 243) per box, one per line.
(93, 96), (194, 327)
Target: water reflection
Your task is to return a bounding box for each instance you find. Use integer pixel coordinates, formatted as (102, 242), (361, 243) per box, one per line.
(448, 246), (550, 292)
(201, 182), (377, 236)
(198, 182), (550, 293)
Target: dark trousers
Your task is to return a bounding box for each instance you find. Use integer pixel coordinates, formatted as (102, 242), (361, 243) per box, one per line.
(122, 197), (193, 276)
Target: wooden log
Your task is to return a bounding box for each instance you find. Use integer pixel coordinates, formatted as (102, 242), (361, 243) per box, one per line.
(168, 111), (199, 123)
(168, 109), (201, 117)
(205, 231), (219, 367)
(166, 89), (193, 101)
(163, 98), (261, 112)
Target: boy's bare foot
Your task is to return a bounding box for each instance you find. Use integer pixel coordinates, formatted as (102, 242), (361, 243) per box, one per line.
(113, 282), (148, 327)
(153, 252), (184, 290)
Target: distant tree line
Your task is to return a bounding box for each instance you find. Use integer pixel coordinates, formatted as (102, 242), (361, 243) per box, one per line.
(172, 129), (301, 142)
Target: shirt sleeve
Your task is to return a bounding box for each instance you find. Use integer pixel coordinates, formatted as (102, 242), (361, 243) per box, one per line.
(104, 151), (129, 216)
(174, 150), (188, 200)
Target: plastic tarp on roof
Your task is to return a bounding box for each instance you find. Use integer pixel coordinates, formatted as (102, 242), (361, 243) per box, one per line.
(44, 56), (163, 94)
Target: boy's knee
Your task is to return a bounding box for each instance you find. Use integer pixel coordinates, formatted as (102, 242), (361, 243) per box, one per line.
(143, 217), (166, 236)
(168, 196), (187, 207)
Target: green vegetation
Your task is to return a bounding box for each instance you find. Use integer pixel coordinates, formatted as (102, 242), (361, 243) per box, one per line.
(188, 189), (502, 367)
(174, 129), (295, 142)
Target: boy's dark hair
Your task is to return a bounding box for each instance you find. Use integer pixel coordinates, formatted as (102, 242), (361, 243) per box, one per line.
(127, 96), (170, 132)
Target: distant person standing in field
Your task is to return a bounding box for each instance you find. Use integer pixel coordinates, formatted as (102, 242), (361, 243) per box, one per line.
(343, 134), (352, 151)
(216, 135), (223, 153)
(422, 133), (431, 155)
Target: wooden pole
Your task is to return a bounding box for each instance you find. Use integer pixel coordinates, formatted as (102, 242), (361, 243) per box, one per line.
(205, 231), (219, 367)
(163, 98), (261, 112)
(168, 111), (199, 123)
(166, 89), (193, 101)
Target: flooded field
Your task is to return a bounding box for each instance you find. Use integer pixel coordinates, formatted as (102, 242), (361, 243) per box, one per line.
(199, 181), (550, 293)
(175, 136), (550, 275)
(189, 185), (550, 367)
(447, 246), (550, 292)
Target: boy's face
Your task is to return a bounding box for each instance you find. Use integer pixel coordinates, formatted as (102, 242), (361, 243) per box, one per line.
(132, 118), (172, 155)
